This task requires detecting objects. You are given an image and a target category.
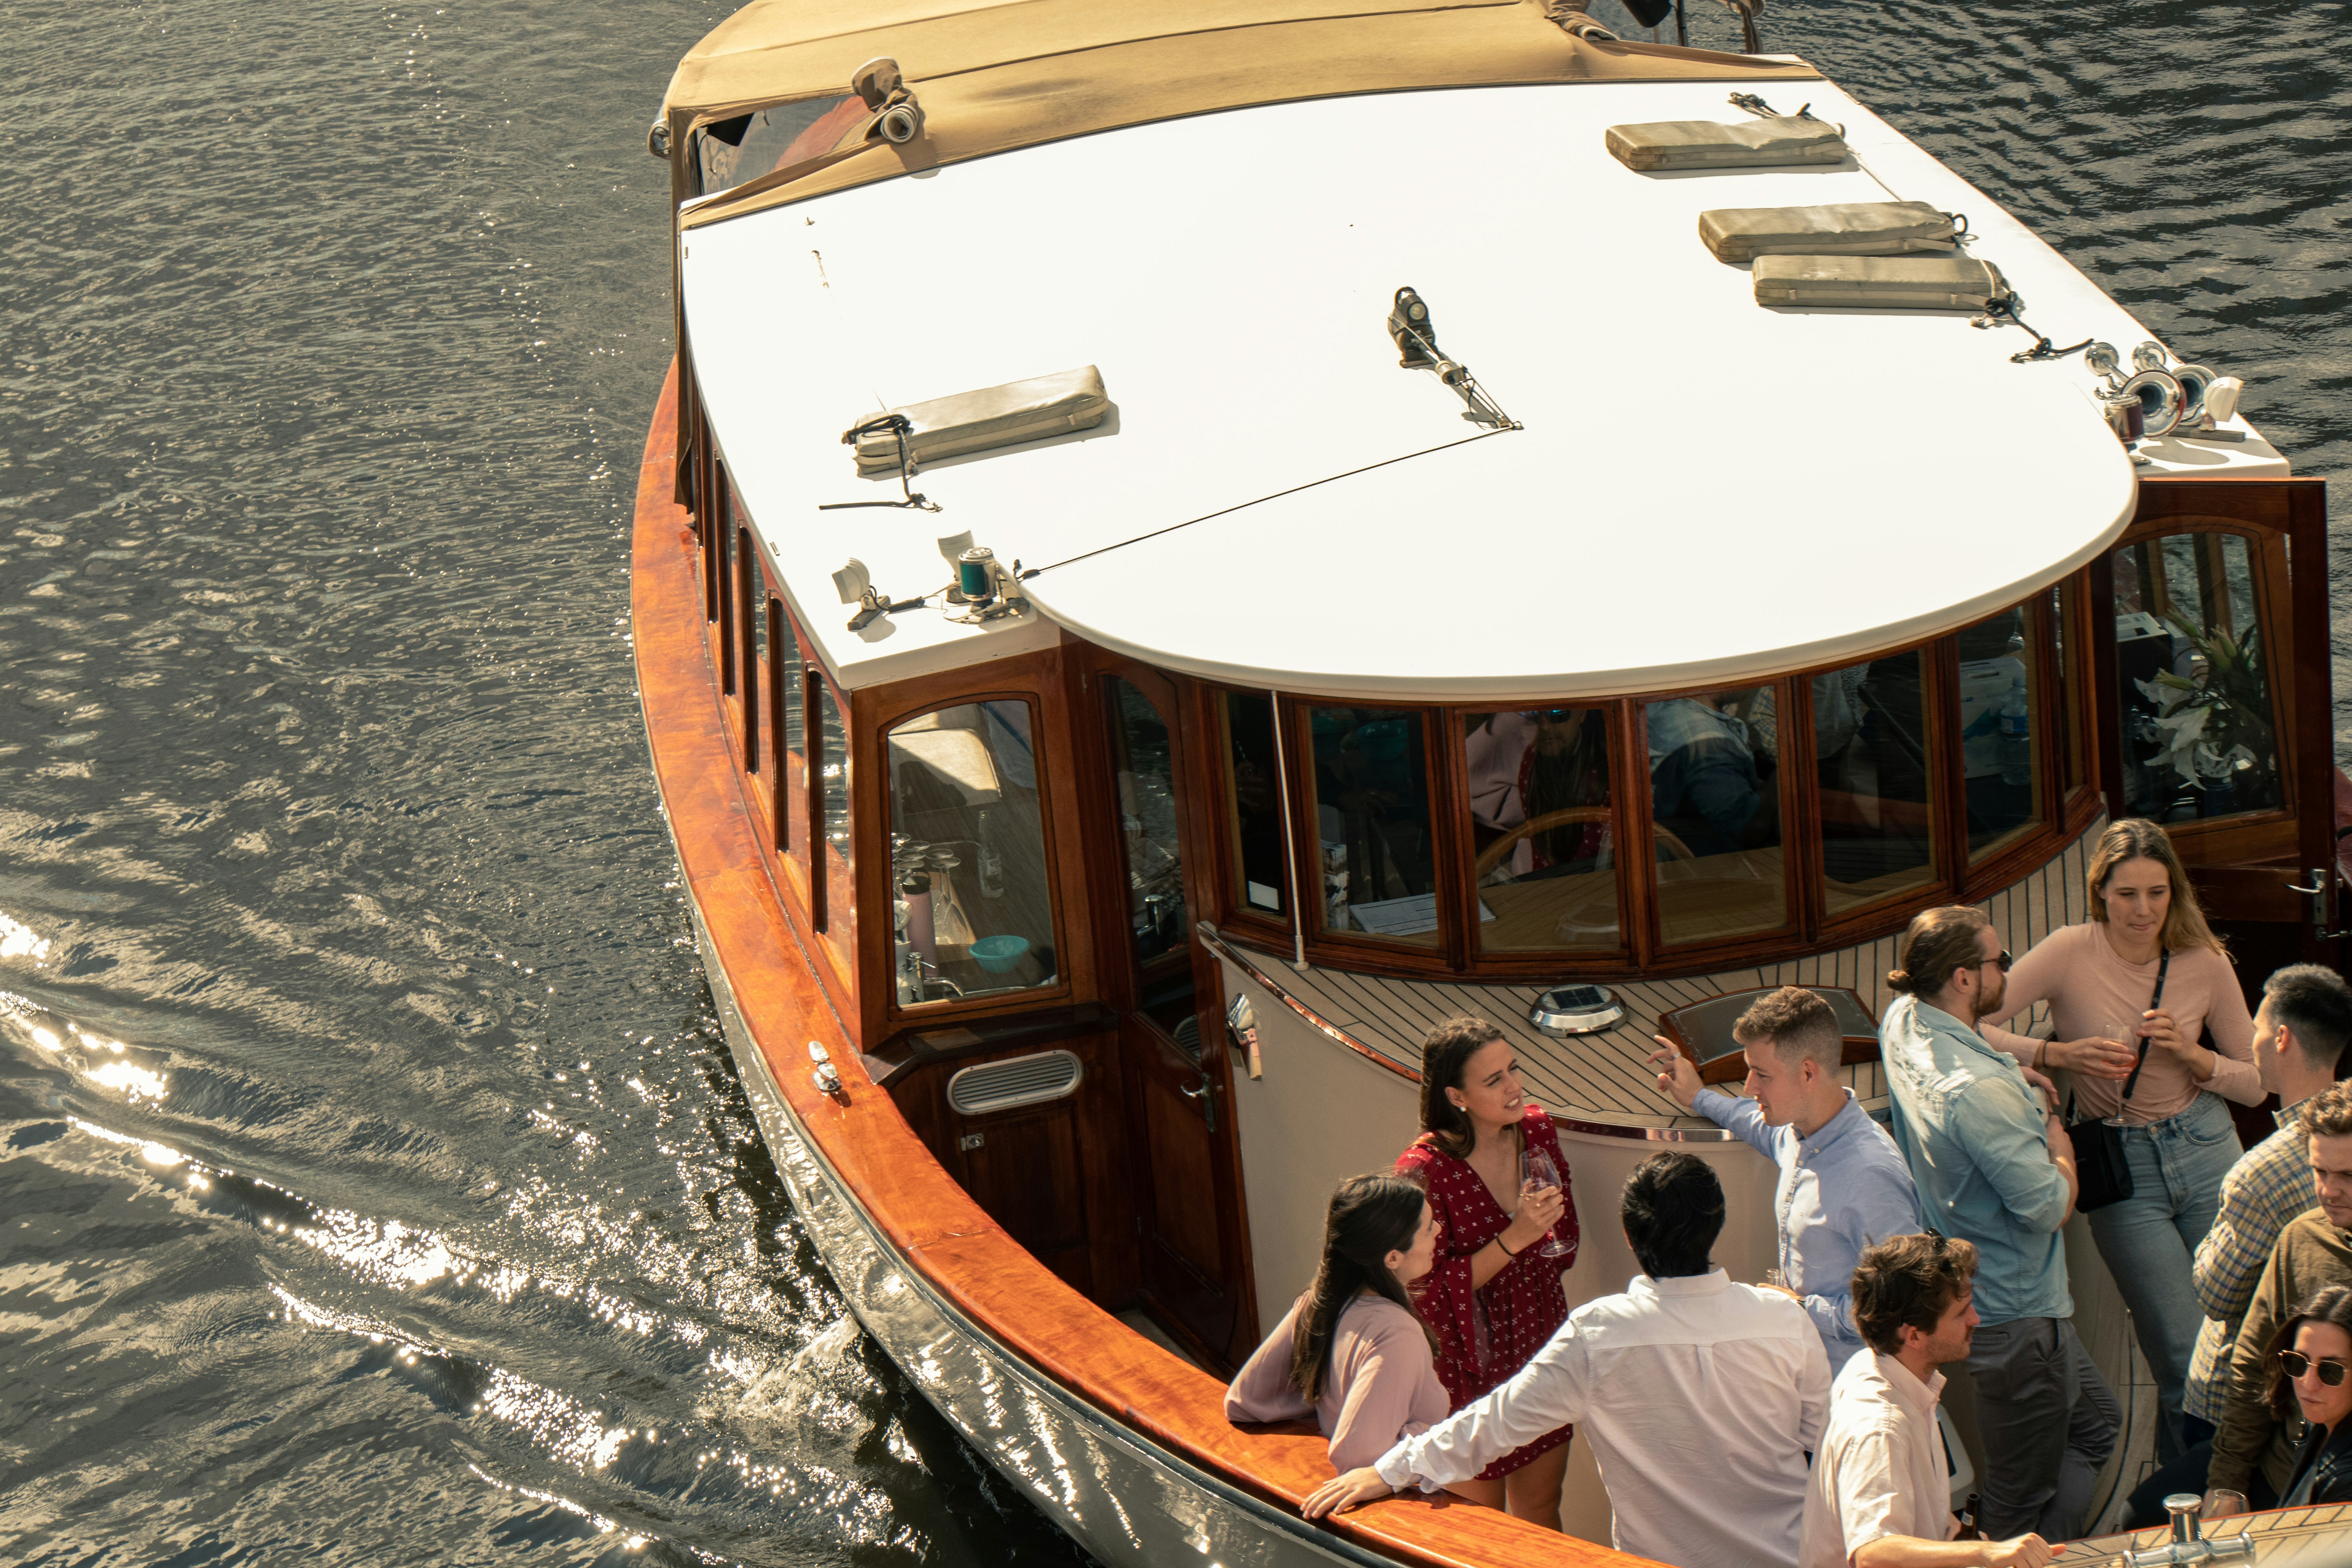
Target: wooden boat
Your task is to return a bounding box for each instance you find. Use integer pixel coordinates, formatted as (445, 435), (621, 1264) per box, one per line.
(630, 3), (2340, 1561)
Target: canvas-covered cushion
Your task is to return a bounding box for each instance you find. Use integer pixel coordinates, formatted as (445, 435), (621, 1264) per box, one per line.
(1699, 201), (1959, 263)
(1605, 117), (1847, 172)
(1751, 254), (2008, 312)
(851, 365), (1109, 474)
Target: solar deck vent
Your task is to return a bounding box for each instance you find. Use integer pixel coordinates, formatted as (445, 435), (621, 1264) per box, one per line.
(947, 1050), (1084, 1116)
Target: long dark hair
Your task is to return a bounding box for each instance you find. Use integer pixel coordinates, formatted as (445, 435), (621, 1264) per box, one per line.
(1418, 1015), (1507, 1161)
(1289, 1172), (1432, 1402)
(2265, 1284), (2352, 1422)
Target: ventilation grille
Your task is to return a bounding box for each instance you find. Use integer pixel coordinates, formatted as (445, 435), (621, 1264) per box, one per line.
(947, 1049), (1084, 1116)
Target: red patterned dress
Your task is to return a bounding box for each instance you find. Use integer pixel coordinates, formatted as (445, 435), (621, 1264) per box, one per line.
(1394, 1104), (1578, 1479)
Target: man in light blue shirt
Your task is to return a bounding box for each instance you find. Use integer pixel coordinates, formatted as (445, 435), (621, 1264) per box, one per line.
(1651, 985), (1922, 1370)
(1881, 904), (2116, 1543)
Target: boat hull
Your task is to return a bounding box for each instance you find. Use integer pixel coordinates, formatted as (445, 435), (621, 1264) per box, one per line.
(686, 897), (1390, 1568)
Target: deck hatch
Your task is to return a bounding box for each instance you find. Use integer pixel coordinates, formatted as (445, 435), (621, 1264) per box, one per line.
(947, 1049), (1084, 1116)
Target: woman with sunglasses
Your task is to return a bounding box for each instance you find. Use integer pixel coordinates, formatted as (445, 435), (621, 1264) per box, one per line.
(2213, 1285), (2352, 1514)
(1976, 819), (2258, 1468)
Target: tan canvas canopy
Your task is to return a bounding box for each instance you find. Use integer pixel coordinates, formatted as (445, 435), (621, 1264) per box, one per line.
(659, 0), (1822, 226)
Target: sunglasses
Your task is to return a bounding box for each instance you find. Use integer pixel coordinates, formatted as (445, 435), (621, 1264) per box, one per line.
(1978, 950), (2013, 973)
(2279, 1350), (2350, 1387)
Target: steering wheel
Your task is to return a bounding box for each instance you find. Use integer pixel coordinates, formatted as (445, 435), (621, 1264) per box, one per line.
(1473, 806), (1695, 882)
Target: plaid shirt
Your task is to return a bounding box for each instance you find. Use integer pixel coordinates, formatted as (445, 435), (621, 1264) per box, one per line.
(2185, 1097), (2317, 1425)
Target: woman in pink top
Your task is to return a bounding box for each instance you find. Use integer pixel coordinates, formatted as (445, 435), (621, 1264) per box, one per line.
(1226, 1172), (1452, 1474)
(1979, 818), (2257, 1466)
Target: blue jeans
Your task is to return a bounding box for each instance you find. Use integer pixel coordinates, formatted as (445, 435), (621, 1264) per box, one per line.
(2085, 1092), (2243, 1466)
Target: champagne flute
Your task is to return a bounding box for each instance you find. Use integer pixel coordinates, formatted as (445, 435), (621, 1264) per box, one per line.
(1520, 1149), (1571, 1259)
(2102, 1014), (2142, 1128)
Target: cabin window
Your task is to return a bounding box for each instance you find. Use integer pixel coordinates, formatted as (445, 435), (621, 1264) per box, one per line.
(1466, 708), (1619, 951)
(2110, 533), (2284, 822)
(1959, 605), (2045, 858)
(815, 676), (855, 959)
(691, 95), (866, 196)
(1808, 652), (1938, 917)
(768, 597), (803, 859)
(1221, 693), (1289, 919)
(1307, 706), (1439, 946)
(1106, 678), (1195, 1035)
(2053, 580), (2085, 794)
(887, 701), (1057, 1004)
(1647, 687), (1788, 946)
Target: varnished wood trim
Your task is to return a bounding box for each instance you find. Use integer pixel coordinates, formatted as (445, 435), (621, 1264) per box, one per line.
(634, 359), (1630, 1568)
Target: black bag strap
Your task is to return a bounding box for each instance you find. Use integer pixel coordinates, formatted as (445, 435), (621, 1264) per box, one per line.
(2118, 949), (2172, 1105)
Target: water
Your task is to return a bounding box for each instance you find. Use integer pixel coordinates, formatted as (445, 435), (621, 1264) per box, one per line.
(1, 1), (2345, 1563)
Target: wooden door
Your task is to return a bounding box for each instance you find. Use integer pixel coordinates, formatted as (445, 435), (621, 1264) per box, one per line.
(2091, 479), (2338, 982)
(1089, 661), (1256, 1370)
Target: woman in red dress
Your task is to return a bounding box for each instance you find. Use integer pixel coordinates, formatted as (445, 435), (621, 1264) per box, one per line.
(1395, 1014), (1579, 1528)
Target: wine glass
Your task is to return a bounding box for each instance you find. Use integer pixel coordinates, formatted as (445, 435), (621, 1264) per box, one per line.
(1520, 1149), (1571, 1259)
(2101, 1015), (2143, 1128)
(2203, 1489), (2249, 1524)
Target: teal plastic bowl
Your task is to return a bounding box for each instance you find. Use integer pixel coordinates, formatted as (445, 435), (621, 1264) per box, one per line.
(970, 935), (1031, 974)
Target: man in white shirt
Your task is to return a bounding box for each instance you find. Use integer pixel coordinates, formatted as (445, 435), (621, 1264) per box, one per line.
(1802, 1231), (2057, 1568)
(1304, 1152), (1831, 1568)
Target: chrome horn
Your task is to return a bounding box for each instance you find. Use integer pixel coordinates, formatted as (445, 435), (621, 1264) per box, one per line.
(2085, 341), (2182, 441)
(2119, 367), (2184, 437)
(2170, 363), (2218, 427)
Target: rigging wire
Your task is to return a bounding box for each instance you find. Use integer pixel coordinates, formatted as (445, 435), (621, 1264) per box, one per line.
(1018, 426), (1516, 581)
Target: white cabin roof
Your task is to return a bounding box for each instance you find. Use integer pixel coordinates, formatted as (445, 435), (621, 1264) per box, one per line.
(681, 76), (2285, 699)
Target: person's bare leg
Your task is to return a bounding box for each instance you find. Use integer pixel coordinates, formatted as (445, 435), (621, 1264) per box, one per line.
(1503, 1443), (1568, 1531)
(1443, 1475), (1505, 1509)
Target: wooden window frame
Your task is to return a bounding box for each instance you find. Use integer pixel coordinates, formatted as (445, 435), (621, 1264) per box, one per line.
(2092, 515), (2303, 868)
(1184, 589), (2101, 981)
(1449, 701), (1637, 973)
(1281, 693), (1468, 970)
(855, 645), (1097, 1048)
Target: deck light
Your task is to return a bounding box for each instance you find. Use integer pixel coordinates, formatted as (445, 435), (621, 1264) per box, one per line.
(833, 557), (929, 632)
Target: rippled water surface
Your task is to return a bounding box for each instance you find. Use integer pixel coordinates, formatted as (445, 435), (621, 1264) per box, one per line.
(2, 1), (2347, 1563)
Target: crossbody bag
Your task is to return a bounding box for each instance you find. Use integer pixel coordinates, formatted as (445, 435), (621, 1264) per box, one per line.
(2063, 948), (2171, 1212)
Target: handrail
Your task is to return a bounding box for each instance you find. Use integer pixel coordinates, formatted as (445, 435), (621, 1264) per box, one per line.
(1195, 922), (1738, 1143)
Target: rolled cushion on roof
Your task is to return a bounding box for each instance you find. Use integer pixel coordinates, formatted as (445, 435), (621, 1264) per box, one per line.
(850, 365), (1110, 475)
(1699, 200), (1959, 263)
(1751, 254), (2009, 312)
(1604, 117), (1846, 171)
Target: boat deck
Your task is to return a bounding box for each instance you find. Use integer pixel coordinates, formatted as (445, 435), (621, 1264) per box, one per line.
(1209, 820), (2095, 1129)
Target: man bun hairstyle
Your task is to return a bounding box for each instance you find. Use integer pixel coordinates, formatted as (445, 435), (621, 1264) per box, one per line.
(1852, 1231), (1980, 1356)
(2299, 1080), (2352, 1141)
(1418, 1015), (1508, 1161)
(2265, 965), (2352, 1081)
(1887, 906), (1991, 1000)
(1735, 985), (1842, 1071)
(1620, 1152), (1724, 1281)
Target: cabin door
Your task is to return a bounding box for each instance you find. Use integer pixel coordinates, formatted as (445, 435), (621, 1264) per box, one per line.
(2092, 479), (2339, 986)
(1088, 662), (1256, 1370)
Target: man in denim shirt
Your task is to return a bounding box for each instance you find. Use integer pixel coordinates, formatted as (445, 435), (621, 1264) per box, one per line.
(1652, 985), (1922, 1370)
(1646, 695), (1776, 857)
(1882, 905), (2117, 1541)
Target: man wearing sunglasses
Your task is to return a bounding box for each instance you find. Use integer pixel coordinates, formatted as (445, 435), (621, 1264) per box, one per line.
(1881, 906), (2117, 1544)
(2209, 1080), (2352, 1510)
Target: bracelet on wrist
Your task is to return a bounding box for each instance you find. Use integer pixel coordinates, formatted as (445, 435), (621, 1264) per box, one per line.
(1497, 1234), (1521, 1258)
